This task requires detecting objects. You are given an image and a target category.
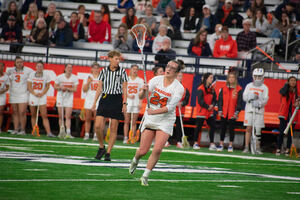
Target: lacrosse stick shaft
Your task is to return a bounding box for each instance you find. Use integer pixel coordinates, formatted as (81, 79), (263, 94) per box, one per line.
(284, 106), (299, 135)
(251, 108), (257, 154)
(35, 98), (40, 125)
(140, 50), (150, 108)
(178, 106), (185, 137)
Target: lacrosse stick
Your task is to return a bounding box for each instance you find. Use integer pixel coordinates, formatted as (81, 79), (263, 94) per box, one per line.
(105, 118), (111, 142)
(135, 114), (145, 142)
(284, 106), (299, 135)
(131, 24), (150, 108)
(31, 98), (41, 137)
(289, 125), (298, 159)
(128, 113), (135, 144)
(58, 92), (66, 139)
(178, 105), (189, 148)
(250, 108), (257, 155)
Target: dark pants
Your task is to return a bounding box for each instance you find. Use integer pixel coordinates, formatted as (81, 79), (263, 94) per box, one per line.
(220, 117), (236, 142)
(277, 118), (292, 149)
(172, 116), (182, 143)
(194, 117), (215, 143)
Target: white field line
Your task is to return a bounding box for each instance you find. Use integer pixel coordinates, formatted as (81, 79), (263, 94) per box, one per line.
(287, 192), (300, 194)
(0, 179), (299, 183)
(1, 136), (300, 164)
(217, 185), (242, 188)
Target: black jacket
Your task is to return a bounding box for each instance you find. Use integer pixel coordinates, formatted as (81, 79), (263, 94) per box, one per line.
(183, 16), (197, 31)
(215, 8), (243, 28)
(155, 49), (176, 68)
(53, 23), (73, 47)
(0, 24), (22, 42)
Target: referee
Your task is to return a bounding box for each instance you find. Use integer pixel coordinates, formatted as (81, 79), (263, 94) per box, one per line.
(92, 50), (128, 161)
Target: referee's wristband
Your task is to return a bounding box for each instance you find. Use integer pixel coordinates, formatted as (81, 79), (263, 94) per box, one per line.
(123, 102), (128, 105)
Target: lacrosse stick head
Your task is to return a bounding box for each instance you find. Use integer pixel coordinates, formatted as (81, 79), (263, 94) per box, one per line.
(131, 24), (147, 50)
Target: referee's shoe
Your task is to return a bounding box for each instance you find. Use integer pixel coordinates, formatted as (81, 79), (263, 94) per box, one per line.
(95, 146), (106, 160)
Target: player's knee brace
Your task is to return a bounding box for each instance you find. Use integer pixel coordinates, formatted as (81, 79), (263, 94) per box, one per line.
(255, 128), (262, 141)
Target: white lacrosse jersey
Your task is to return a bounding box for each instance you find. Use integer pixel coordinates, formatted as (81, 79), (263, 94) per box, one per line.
(141, 75), (184, 135)
(6, 66), (33, 97)
(127, 76), (144, 107)
(55, 73), (79, 107)
(243, 82), (269, 114)
(83, 74), (100, 109)
(0, 74), (10, 106)
(28, 72), (51, 106)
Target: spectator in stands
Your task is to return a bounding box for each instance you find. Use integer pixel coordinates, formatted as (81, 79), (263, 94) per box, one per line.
(45, 3), (56, 29)
(187, 29), (212, 56)
(135, 0), (152, 15)
(28, 18), (49, 45)
(1, 0), (22, 12)
(245, 7), (254, 20)
(0, 1), (23, 28)
(70, 12), (85, 42)
(152, 0), (160, 8)
(205, 0), (218, 14)
(145, 5), (157, 35)
(152, 66), (165, 76)
(0, 62), (9, 133)
(156, 0), (176, 16)
(0, 15), (22, 45)
(78, 5), (89, 27)
(51, 17), (73, 47)
(196, 4), (217, 34)
(164, 5), (182, 39)
(236, 19), (256, 53)
(276, 76), (300, 156)
(101, 4), (111, 25)
(213, 26), (238, 58)
(251, 0), (267, 16)
(253, 8), (271, 37)
(132, 23), (154, 53)
(117, 0), (135, 13)
(88, 11), (111, 43)
(193, 72), (217, 151)
(292, 42), (300, 63)
(217, 70), (243, 153)
(271, 12), (293, 45)
(158, 17), (175, 39)
(49, 11), (63, 42)
(23, 3), (38, 30)
(215, 0), (243, 28)
(183, 7), (197, 33)
(275, 2), (300, 22)
(122, 7), (138, 29)
(152, 25), (171, 53)
(179, 0), (205, 17)
(208, 24), (222, 51)
(154, 37), (176, 69)
(113, 23), (133, 52)
(21, 0), (42, 14)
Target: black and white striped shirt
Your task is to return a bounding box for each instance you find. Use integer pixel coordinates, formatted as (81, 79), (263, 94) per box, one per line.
(99, 66), (128, 94)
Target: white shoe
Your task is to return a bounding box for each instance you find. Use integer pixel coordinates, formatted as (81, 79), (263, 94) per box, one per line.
(83, 134), (89, 140)
(176, 142), (183, 149)
(64, 134), (74, 139)
(129, 160), (138, 174)
(140, 176), (149, 186)
(242, 148), (249, 153)
(193, 143), (200, 150)
(256, 149), (263, 155)
(17, 131), (26, 135)
(93, 134), (98, 141)
(123, 137), (128, 144)
(11, 130), (18, 135)
(47, 133), (56, 137)
(217, 145), (223, 152)
(228, 146), (233, 153)
(209, 144), (217, 151)
(164, 141), (170, 147)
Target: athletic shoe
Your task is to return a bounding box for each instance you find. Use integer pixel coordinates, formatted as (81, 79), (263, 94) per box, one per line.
(242, 148), (249, 153)
(11, 130), (18, 135)
(17, 131), (26, 135)
(140, 176), (149, 186)
(228, 146), (233, 153)
(47, 133), (56, 138)
(209, 144), (217, 151)
(217, 145), (224, 152)
(83, 134), (89, 140)
(285, 149), (290, 157)
(275, 149), (281, 156)
(193, 143), (200, 150)
(256, 150), (263, 155)
(164, 141), (170, 148)
(176, 142), (183, 149)
(104, 153), (111, 161)
(123, 137), (128, 144)
(64, 134), (74, 139)
(93, 134), (98, 141)
(129, 160), (138, 174)
(95, 147), (106, 160)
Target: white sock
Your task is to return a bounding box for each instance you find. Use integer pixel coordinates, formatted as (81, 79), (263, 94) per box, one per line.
(142, 168), (151, 178)
(133, 157), (139, 164)
(67, 129), (71, 134)
(85, 132), (89, 136)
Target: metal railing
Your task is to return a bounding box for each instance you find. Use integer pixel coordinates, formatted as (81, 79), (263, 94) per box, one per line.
(285, 25), (300, 61)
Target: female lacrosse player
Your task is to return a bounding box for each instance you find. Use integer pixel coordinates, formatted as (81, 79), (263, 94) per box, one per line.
(82, 62), (101, 140)
(193, 72), (217, 151)
(6, 56), (33, 135)
(0, 62), (10, 133)
(217, 71), (243, 152)
(27, 61), (53, 137)
(123, 64), (144, 144)
(129, 60), (185, 186)
(276, 76), (300, 156)
(54, 64), (79, 139)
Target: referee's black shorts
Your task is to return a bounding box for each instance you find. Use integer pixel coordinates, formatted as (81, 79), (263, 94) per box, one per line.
(96, 94), (123, 120)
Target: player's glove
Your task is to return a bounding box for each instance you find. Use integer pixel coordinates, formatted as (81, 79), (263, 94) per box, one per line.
(247, 93), (258, 101)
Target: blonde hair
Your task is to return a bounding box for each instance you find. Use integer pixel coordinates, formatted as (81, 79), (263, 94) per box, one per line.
(107, 50), (121, 58)
(26, 3), (38, 20)
(226, 71), (238, 88)
(115, 23), (128, 41)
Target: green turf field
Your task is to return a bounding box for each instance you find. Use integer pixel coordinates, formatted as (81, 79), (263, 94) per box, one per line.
(0, 132), (300, 200)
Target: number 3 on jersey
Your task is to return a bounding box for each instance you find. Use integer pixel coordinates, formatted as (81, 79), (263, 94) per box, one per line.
(150, 92), (168, 108)
(15, 75), (21, 82)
